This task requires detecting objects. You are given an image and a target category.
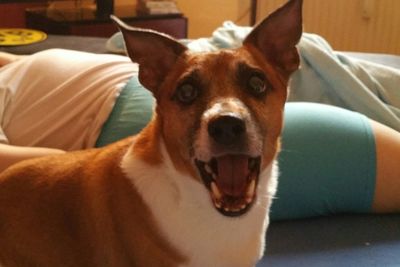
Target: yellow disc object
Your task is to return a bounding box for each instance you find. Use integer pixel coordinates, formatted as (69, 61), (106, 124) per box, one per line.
(0, 28), (47, 46)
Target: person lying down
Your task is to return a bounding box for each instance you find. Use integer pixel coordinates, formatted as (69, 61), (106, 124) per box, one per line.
(0, 46), (399, 221)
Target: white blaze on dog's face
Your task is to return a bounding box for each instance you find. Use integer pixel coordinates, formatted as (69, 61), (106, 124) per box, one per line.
(156, 49), (289, 217)
(112, 0), (302, 217)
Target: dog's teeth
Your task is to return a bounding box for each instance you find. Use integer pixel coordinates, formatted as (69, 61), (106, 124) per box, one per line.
(211, 182), (222, 200)
(215, 201), (222, 209)
(205, 164), (213, 174)
(240, 204), (247, 210)
(246, 197), (253, 204)
(224, 207), (231, 212)
(245, 179), (256, 204)
(246, 179), (256, 197)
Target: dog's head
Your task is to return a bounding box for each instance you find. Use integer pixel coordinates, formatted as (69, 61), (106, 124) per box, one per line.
(112, 0), (302, 217)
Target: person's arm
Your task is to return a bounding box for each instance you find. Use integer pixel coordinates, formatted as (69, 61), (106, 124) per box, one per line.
(0, 143), (65, 173)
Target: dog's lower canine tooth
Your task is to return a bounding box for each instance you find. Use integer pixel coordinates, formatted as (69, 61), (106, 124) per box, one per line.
(246, 197), (253, 205)
(246, 179), (256, 197)
(211, 182), (222, 200)
(245, 179), (256, 204)
(205, 164), (213, 174)
(224, 207), (231, 212)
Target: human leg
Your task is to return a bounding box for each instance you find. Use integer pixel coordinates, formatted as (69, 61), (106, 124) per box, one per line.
(271, 102), (376, 221)
(96, 91), (400, 218)
(370, 120), (400, 213)
(96, 100), (381, 220)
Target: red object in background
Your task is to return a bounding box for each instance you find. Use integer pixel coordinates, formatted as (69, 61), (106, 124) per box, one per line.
(0, 2), (46, 28)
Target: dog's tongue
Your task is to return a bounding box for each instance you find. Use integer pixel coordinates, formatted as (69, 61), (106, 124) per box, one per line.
(216, 155), (249, 197)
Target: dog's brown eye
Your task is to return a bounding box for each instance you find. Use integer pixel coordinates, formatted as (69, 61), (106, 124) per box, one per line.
(248, 75), (266, 95)
(176, 83), (198, 104)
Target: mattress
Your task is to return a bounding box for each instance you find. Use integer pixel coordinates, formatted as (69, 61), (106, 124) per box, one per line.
(1, 34), (400, 69)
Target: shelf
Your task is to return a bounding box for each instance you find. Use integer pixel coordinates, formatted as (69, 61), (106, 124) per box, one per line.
(25, 6), (188, 38)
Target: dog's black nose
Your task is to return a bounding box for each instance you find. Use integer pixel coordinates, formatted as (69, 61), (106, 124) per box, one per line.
(208, 115), (246, 146)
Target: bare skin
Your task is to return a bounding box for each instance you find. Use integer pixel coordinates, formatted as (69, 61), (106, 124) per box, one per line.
(0, 144), (65, 172)
(0, 52), (25, 67)
(370, 120), (400, 213)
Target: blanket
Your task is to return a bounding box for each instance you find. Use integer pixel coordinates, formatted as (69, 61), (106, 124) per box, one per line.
(107, 22), (400, 131)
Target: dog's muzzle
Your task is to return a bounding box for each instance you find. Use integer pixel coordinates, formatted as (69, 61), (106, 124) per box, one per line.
(195, 114), (262, 217)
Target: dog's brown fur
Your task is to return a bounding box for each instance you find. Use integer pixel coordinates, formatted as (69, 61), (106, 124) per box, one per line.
(0, 137), (185, 266)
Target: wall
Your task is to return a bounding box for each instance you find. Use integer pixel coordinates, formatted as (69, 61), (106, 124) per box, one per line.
(257, 0), (400, 54)
(173, 0), (400, 54)
(175, 0), (251, 38)
(114, 0), (252, 38)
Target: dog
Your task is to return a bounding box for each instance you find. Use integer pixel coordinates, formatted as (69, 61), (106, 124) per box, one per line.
(0, 0), (302, 266)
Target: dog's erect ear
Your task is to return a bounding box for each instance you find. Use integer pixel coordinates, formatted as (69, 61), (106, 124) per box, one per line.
(111, 15), (187, 93)
(243, 0), (303, 75)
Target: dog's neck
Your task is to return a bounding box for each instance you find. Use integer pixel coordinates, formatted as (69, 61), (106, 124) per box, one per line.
(129, 116), (163, 165)
(131, 114), (198, 178)
(122, 128), (278, 267)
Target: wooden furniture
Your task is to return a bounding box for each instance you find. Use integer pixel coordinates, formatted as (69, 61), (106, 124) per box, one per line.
(250, 0), (257, 26)
(25, 5), (188, 38)
(0, 1), (46, 28)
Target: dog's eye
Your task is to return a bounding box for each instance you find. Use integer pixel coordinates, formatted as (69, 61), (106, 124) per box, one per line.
(175, 83), (198, 104)
(248, 75), (267, 95)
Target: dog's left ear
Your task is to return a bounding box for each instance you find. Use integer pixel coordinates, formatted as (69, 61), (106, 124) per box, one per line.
(243, 0), (303, 76)
(111, 16), (187, 93)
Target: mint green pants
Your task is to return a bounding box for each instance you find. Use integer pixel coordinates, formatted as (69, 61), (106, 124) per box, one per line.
(272, 102), (376, 220)
(96, 77), (376, 221)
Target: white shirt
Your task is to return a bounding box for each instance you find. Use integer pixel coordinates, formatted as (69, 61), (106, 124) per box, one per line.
(0, 49), (137, 150)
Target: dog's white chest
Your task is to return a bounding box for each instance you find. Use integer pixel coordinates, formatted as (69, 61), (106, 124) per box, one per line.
(121, 142), (278, 267)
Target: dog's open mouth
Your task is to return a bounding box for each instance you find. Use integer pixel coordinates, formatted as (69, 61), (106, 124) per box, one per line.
(195, 155), (261, 217)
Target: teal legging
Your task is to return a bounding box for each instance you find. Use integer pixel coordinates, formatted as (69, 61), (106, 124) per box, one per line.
(96, 77), (376, 221)
(272, 103), (376, 220)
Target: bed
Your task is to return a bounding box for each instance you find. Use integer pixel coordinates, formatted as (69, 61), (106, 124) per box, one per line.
(1, 31), (400, 267)
(2, 34), (400, 69)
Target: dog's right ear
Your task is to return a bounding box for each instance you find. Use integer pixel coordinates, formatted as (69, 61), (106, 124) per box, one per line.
(111, 16), (187, 93)
(243, 0), (303, 77)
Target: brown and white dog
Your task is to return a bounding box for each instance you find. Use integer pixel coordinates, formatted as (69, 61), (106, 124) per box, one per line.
(0, 0), (302, 266)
